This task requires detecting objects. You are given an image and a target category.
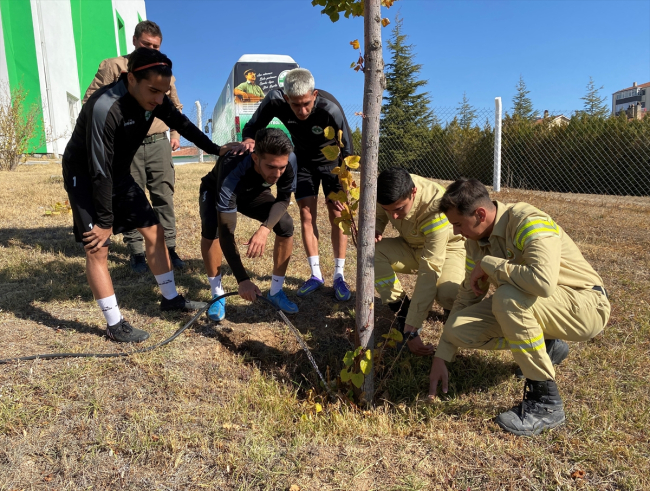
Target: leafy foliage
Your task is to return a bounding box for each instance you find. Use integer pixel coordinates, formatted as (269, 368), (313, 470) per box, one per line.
(312, 0), (395, 21)
(581, 76), (609, 118)
(0, 83), (42, 171)
(44, 200), (72, 216)
(512, 75), (539, 121)
(457, 92), (477, 130)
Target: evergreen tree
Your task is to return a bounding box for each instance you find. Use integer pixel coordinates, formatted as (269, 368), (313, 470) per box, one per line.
(457, 92), (477, 130)
(379, 15), (433, 172)
(581, 76), (610, 117)
(512, 75), (538, 120)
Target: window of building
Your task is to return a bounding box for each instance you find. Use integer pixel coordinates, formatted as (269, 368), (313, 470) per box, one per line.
(67, 93), (80, 129)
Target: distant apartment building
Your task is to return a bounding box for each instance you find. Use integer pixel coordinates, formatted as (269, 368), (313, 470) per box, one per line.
(0, 0), (146, 155)
(612, 81), (648, 115)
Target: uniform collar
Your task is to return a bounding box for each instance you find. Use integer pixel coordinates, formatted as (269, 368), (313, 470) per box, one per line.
(478, 200), (507, 246)
(403, 188), (422, 221)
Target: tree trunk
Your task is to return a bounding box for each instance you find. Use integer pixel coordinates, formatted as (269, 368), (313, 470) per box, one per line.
(356, 0), (383, 403)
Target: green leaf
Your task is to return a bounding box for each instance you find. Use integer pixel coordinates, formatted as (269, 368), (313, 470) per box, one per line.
(353, 346), (362, 358)
(342, 351), (355, 367)
(388, 329), (403, 342)
(321, 145), (340, 161)
(386, 340), (396, 348)
(360, 358), (372, 375)
(340, 368), (350, 382)
(351, 372), (364, 388)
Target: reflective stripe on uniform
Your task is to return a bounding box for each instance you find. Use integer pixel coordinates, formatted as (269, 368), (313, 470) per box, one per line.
(506, 332), (545, 353)
(375, 273), (399, 289)
(420, 215), (449, 236)
(515, 217), (560, 250)
(465, 257), (476, 273)
(493, 338), (509, 350)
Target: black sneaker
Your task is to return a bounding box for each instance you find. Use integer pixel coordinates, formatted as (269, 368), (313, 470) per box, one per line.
(160, 294), (207, 312)
(515, 339), (569, 378)
(106, 319), (150, 343)
(495, 379), (566, 436)
(168, 247), (185, 270)
(129, 253), (148, 274)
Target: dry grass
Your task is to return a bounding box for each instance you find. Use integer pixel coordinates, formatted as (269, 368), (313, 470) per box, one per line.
(1, 163), (649, 490)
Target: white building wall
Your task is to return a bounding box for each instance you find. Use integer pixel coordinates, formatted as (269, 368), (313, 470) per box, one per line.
(0, 9), (9, 90)
(31, 0), (81, 153)
(113, 0), (147, 55)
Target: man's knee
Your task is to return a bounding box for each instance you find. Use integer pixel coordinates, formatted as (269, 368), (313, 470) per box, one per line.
(437, 281), (460, 311)
(492, 284), (534, 315)
(273, 213), (294, 238)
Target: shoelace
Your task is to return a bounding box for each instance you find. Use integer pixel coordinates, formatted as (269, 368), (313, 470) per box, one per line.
(519, 381), (545, 421)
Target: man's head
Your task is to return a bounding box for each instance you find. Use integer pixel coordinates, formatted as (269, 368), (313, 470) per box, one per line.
(251, 128), (294, 185)
(283, 68), (318, 120)
(244, 69), (257, 83)
(438, 178), (496, 240)
(133, 20), (162, 50)
(377, 167), (417, 220)
(127, 48), (173, 111)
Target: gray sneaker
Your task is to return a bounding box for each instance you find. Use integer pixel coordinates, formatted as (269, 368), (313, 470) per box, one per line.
(515, 339), (569, 378)
(495, 379), (566, 436)
(107, 319), (150, 343)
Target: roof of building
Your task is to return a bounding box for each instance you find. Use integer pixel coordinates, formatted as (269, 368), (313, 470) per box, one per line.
(172, 146), (199, 157)
(613, 81), (650, 94)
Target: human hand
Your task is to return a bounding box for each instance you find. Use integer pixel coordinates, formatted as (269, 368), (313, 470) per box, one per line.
(170, 138), (181, 151)
(244, 226), (270, 258)
(238, 279), (261, 302)
(405, 326), (435, 356)
(328, 199), (344, 212)
(232, 138), (255, 155)
(428, 356), (449, 399)
(469, 260), (489, 296)
(82, 225), (112, 253)
(375, 231), (383, 243)
(219, 141), (242, 156)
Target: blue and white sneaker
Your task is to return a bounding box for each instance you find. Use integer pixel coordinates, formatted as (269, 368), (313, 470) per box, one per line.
(333, 277), (352, 302)
(266, 290), (299, 314)
(207, 295), (226, 322)
(296, 275), (324, 297)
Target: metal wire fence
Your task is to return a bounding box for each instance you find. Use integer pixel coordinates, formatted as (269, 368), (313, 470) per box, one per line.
(341, 103), (650, 197)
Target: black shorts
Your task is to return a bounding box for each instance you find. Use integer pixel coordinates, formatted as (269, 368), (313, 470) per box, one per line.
(199, 178), (293, 240)
(294, 160), (342, 201)
(65, 173), (159, 245)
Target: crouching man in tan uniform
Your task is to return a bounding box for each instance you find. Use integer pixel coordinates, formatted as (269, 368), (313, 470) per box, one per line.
(374, 168), (465, 355)
(429, 178), (610, 436)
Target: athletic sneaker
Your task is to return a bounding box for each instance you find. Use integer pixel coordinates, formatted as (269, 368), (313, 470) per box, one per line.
(207, 295), (226, 322)
(129, 253), (148, 274)
(495, 379), (566, 436)
(333, 277), (351, 302)
(160, 294), (207, 312)
(168, 247), (186, 270)
(296, 276), (324, 297)
(515, 339), (569, 378)
(266, 290), (299, 314)
(106, 319), (150, 343)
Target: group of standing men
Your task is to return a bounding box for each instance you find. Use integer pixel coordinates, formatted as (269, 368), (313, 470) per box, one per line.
(63, 20), (610, 437)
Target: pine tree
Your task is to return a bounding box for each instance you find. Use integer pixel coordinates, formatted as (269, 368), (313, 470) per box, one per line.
(512, 75), (538, 120)
(581, 76), (609, 117)
(457, 92), (477, 130)
(379, 15), (433, 172)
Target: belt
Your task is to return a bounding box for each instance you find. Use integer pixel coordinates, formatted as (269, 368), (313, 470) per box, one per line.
(592, 285), (608, 298)
(142, 132), (167, 144)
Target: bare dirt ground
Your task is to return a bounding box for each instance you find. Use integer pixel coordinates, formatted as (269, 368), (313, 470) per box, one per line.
(1, 163), (648, 490)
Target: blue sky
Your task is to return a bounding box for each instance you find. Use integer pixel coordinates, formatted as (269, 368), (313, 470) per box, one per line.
(147, 0), (650, 116)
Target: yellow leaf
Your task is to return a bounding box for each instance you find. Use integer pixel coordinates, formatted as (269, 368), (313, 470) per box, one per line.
(360, 358), (372, 375)
(328, 190), (347, 202)
(301, 414), (308, 421)
(315, 403), (323, 413)
(340, 178), (350, 192)
(331, 166), (341, 175)
(381, 17), (390, 27)
(350, 187), (360, 200)
(324, 126), (335, 139)
(321, 145), (340, 161)
(338, 129), (343, 146)
(350, 39), (360, 50)
(338, 221), (351, 235)
(350, 61), (356, 68)
(344, 155), (361, 169)
(381, 0), (395, 7)
(340, 209), (351, 220)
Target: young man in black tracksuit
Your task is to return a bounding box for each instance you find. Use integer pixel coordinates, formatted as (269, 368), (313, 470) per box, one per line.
(63, 48), (232, 343)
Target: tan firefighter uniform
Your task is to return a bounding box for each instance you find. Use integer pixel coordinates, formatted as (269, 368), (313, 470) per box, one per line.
(436, 201), (611, 381)
(374, 175), (466, 329)
(83, 56), (184, 255)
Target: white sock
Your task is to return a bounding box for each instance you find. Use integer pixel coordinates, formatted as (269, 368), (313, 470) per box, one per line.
(308, 256), (323, 280)
(270, 275), (285, 296)
(97, 294), (122, 326)
(155, 271), (178, 300)
(208, 275), (225, 296)
(334, 258), (345, 281)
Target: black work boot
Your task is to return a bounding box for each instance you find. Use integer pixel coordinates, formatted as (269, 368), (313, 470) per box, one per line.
(495, 379), (566, 436)
(388, 296), (411, 349)
(168, 247), (186, 270)
(515, 339), (569, 378)
(107, 319), (150, 343)
(129, 253), (148, 274)
(160, 294), (207, 312)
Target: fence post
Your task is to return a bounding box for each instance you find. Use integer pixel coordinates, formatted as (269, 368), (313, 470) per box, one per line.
(195, 101), (203, 163)
(493, 97), (502, 192)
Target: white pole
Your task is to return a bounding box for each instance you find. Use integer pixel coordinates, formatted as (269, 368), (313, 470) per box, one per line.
(493, 97), (502, 192)
(195, 101), (203, 163)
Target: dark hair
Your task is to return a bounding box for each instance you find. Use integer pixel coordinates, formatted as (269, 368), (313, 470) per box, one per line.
(377, 167), (415, 205)
(127, 48), (173, 82)
(438, 178), (494, 215)
(134, 20), (162, 41)
(254, 128), (293, 157)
